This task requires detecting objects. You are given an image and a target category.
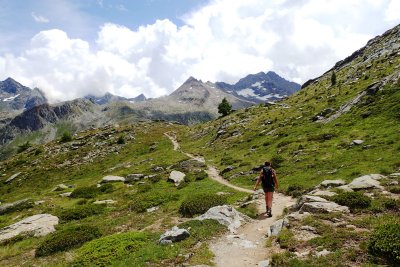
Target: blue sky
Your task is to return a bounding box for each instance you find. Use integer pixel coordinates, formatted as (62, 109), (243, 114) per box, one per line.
(0, 0), (399, 101)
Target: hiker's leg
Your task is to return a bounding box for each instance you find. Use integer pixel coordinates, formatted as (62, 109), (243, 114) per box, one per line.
(267, 192), (273, 209)
(264, 192), (268, 211)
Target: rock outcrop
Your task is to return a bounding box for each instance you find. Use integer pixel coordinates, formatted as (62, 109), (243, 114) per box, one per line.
(159, 226), (190, 244)
(0, 214), (59, 243)
(101, 175), (126, 183)
(0, 199), (34, 215)
(168, 171), (186, 186)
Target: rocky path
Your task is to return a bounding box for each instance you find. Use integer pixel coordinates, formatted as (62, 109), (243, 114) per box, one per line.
(164, 132), (295, 266)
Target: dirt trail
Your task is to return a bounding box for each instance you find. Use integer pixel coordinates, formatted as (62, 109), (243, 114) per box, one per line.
(164, 132), (296, 266)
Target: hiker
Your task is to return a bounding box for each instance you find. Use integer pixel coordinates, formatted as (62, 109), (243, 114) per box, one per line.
(253, 161), (279, 217)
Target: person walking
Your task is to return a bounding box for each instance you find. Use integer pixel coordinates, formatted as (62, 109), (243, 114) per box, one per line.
(253, 161), (279, 217)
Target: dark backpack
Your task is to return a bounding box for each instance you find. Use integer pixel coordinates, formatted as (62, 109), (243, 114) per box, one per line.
(261, 167), (274, 187)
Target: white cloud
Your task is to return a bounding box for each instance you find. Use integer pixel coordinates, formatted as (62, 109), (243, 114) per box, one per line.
(31, 12), (49, 23)
(1, 0), (399, 102)
(385, 0), (400, 23)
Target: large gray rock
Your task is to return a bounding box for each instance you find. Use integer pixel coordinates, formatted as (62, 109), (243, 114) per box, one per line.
(346, 174), (385, 190)
(286, 211), (311, 221)
(300, 201), (350, 213)
(0, 199), (34, 215)
(319, 179), (346, 188)
(168, 171), (186, 186)
(294, 195), (328, 210)
(159, 226), (190, 244)
(267, 218), (289, 237)
(195, 205), (250, 233)
(5, 172), (21, 183)
(310, 190), (337, 197)
(101, 175), (126, 183)
(125, 174), (145, 182)
(0, 214), (59, 243)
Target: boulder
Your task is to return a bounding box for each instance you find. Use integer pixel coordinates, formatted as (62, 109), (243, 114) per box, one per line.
(0, 199), (34, 215)
(168, 171), (186, 186)
(347, 174), (385, 190)
(300, 201), (350, 213)
(294, 195), (328, 210)
(267, 218), (289, 237)
(5, 172), (21, 184)
(125, 174), (145, 182)
(336, 185), (353, 192)
(0, 214), (59, 243)
(351, 140), (364, 145)
(195, 205), (250, 233)
(101, 175), (126, 183)
(159, 226), (190, 244)
(319, 179), (346, 188)
(286, 211), (311, 221)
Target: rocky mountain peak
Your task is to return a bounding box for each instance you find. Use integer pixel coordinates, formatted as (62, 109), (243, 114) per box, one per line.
(0, 77), (30, 94)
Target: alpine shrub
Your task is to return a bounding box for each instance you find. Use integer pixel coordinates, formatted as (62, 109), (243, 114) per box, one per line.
(70, 186), (99, 199)
(179, 193), (227, 217)
(35, 225), (101, 257)
(368, 223), (400, 264)
(60, 131), (73, 143)
(59, 204), (105, 222)
(331, 191), (371, 210)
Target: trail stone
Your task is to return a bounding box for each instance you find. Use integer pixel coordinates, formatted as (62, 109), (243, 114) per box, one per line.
(5, 172), (21, 183)
(0, 214), (59, 243)
(294, 195), (328, 210)
(0, 199), (34, 215)
(267, 218), (289, 237)
(168, 171), (186, 186)
(347, 174), (385, 190)
(159, 226), (190, 244)
(195, 205), (250, 233)
(101, 175), (125, 183)
(319, 179), (346, 187)
(300, 201), (350, 213)
(258, 259), (271, 267)
(286, 211), (311, 221)
(125, 174), (145, 182)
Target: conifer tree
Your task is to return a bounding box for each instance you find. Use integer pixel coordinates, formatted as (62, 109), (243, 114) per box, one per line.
(218, 98), (232, 116)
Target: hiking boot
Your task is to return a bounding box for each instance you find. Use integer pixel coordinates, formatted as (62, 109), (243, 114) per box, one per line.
(267, 209), (272, 217)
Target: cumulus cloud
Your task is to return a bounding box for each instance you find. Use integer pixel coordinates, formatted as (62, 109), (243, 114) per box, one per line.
(31, 12), (50, 23)
(1, 0), (399, 102)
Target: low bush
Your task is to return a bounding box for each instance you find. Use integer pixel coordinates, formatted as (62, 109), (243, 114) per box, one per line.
(70, 186), (99, 199)
(286, 185), (307, 197)
(129, 192), (179, 212)
(17, 141), (32, 153)
(194, 171), (208, 181)
(179, 193), (227, 217)
(388, 185), (400, 194)
(368, 223), (400, 264)
(60, 131), (73, 143)
(73, 232), (149, 266)
(277, 228), (297, 250)
(270, 155), (284, 168)
(98, 183), (114, 193)
(35, 225), (101, 257)
(331, 191), (371, 210)
(58, 204), (105, 222)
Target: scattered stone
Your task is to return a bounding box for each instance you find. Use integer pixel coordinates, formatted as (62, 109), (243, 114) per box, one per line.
(319, 179), (346, 187)
(0, 199), (34, 215)
(389, 173), (400, 178)
(0, 214), (59, 243)
(59, 192), (72, 197)
(168, 171), (186, 186)
(125, 174), (145, 182)
(346, 174), (385, 190)
(388, 180), (399, 186)
(93, 199), (116, 205)
(52, 184), (69, 191)
(159, 226), (190, 244)
(300, 201), (350, 214)
(310, 190), (337, 197)
(294, 251), (311, 258)
(286, 211), (311, 221)
(267, 218), (289, 237)
(146, 206), (159, 213)
(195, 205), (250, 233)
(300, 225), (317, 234)
(5, 172), (21, 184)
(216, 192), (230, 196)
(294, 195), (328, 210)
(258, 259), (270, 267)
(351, 140), (364, 145)
(316, 249), (331, 257)
(34, 200), (45, 205)
(346, 225), (357, 230)
(152, 166), (164, 172)
(101, 175), (126, 183)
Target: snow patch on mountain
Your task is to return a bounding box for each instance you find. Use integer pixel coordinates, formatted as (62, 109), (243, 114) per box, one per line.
(3, 94), (20, 102)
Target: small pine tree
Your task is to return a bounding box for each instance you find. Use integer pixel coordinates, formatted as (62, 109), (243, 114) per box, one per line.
(117, 135), (125, 144)
(218, 98), (232, 116)
(331, 71), (337, 86)
(17, 141), (32, 153)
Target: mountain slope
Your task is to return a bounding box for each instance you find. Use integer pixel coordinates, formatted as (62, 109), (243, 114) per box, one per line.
(217, 71), (301, 102)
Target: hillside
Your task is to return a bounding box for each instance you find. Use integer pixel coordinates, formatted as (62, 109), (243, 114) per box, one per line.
(0, 24), (399, 267)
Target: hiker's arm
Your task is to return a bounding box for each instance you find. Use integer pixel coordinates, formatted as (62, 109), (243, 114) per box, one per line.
(253, 171), (262, 191)
(273, 171), (279, 189)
